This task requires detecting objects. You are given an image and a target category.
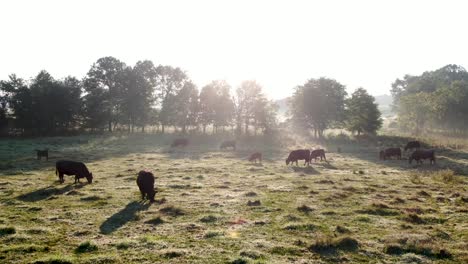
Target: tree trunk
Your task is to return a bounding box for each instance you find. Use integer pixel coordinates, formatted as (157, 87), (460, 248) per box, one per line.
(161, 124), (165, 134)
(108, 120), (112, 132)
(203, 125), (206, 134)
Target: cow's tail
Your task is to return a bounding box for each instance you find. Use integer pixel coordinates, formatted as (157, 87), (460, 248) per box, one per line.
(55, 168), (57, 175)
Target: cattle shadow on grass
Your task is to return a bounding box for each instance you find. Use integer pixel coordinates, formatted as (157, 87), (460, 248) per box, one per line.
(17, 184), (84, 202)
(292, 166), (320, 175)
(99, 201), (150, 234)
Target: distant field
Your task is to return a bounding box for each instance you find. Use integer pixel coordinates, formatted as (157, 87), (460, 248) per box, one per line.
(0, 133), (467, 263)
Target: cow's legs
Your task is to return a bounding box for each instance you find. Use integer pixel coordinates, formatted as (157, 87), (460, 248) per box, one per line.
(59, 173), (64, 184)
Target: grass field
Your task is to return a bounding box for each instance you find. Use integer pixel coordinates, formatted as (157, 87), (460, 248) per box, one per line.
(0, 133), (467, 263)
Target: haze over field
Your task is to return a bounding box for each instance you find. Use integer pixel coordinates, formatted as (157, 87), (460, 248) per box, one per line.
(2, 0), (468, 99)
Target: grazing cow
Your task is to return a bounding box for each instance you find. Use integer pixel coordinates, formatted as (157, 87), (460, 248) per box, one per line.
(310, 149), (326, 162)
(35, 149), (49, 161)
(409, 149), (436, 165)
(55, 160), (93, 184)
(136, 170), (156, 203)
(379, 148), (402, 160)
(171, 138), (189, 148)
(286, 149), (311, 166)
(404, 141), (421, 151)
(248, 152), (262, 163)
(220, 140), (236, 150)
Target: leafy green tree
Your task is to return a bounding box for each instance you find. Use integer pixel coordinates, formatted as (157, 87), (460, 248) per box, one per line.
(173, 81), (199, 133)
(199, 80), (235, 134)
(345, 88), (382, 135)
(154, 66), (190, 133)
(0, 75), (32, 133)
(235, 80), (265, 135)
(83, 56), (126, 131)
(1, 72), (82, 135)
(392, 64), (468, 134)
(290, 77), (347, 138)
(199, 83), (217, 134)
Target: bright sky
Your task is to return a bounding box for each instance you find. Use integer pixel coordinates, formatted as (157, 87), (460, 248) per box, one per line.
(1, 0), (467, 99)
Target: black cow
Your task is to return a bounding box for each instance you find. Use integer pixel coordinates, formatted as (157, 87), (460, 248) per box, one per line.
(310, 149), (326, 162)
(409, 149), (436, 165)
(35, 149), (49, 161)
(379, 148), (402, 160)
(136, 170), (156, 203)
(286, 149), (311, 166)
(55, 160), (93, 184)
(171, 138), (189, 148)
(404, 141), (421, 151)
(220, 140), (236, 150)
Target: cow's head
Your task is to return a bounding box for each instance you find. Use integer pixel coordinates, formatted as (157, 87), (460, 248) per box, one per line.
(285, 158), (290, 165)
(86, 172), (93, 184)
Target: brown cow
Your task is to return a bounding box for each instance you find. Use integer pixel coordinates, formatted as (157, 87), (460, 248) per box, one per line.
(310, 149), (326, 162)
(404, 141), (421, 151)
(286, 149), (311, 166)
(220, 140), (236, 150)
(409, 149), (435, 165)
(248, 152), (262, 163)
(56, 160), (93, 184)
(379, 148), (402, 160)
(171, 138), (189, 148)
(136, 170), (156, 203)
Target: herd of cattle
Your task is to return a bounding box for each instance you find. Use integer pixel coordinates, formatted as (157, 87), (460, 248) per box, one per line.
(34, 139), (436, 203)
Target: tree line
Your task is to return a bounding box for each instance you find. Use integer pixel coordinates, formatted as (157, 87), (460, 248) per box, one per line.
(0, 56), (386, 137)
(391, 64), (468, 135)
(289, 78), (382, 137)
(0, 57), (277, 136)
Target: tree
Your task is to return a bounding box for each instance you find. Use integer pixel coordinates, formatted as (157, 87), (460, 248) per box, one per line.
(118, 61), (157, 132)
(0, 72), (82, 135)
(391, 64), (468, 135)
(236, 81), (265, 135)
(199, 80), (235, 134)
(154, 66), (190, 133)
(290, 77), (347, 138)
(83, 56), (126, 132)
(0, 75), (32, 133)
(199, 83), (217, 134)
(173, 81), (199, 133)
(345, 88), (382, 135)
(132, 60), (158, 131)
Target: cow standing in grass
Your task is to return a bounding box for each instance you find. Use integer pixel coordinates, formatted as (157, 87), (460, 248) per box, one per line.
(220, 140), (236, 150)
(379, 148), (402, 160)
(286, 149), (311, 166)
(409, 149), (436, 165)
(248, 152), (262, 163)
(404, 141), (421, 151)
(56, 160), (93, 184)
(310, 149), (326, 162)
(408, 149), (435, 164)
(171, 138), (189, 148)
(136, 170), (156, 203)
